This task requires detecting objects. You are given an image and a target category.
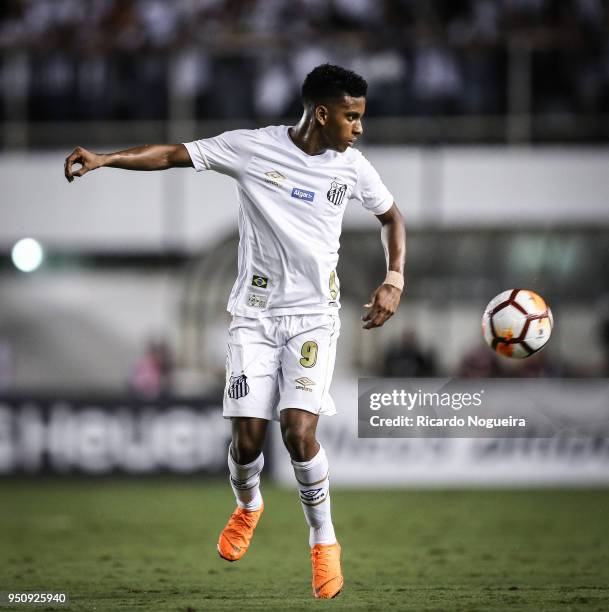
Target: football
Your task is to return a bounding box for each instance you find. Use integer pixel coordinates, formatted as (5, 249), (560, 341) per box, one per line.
(482, 289), (553, 359)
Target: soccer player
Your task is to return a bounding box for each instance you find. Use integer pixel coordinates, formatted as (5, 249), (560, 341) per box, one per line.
(64, 64), (406, 599)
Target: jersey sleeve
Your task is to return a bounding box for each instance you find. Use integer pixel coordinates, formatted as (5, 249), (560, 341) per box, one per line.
(351, 153), (394, 215)
(183, 129), (255, 177)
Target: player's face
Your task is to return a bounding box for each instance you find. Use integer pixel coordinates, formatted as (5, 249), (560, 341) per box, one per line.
(319, 96), (365, 153)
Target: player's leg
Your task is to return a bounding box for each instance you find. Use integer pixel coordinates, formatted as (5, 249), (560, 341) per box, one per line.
(218, 316), (280, 562)
(280, 409), (335, 543)
(279, 314), (343, 598)
(280, 409), (342, 598)
(217, 416), (268, 562)
(229, 416), (268, 510)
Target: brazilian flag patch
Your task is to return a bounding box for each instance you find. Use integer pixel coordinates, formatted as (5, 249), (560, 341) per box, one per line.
(251, 275), (268, 289)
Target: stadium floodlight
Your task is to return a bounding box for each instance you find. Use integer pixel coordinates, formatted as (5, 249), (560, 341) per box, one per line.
(11, 238), (44, 272)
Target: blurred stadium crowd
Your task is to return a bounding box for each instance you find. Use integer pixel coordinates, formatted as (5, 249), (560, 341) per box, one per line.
(1, 0), (609, 121)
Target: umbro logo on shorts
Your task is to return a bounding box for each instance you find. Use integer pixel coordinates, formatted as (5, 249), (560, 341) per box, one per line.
(295, 377), (315, 392)
(228, 374), (249, 399)
(327, 179), (347, 207)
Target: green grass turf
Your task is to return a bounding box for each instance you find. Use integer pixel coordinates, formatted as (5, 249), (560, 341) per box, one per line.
(1, 480), (608, 611)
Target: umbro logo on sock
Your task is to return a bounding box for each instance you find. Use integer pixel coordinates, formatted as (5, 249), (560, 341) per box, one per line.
(300, 488), (326, 504)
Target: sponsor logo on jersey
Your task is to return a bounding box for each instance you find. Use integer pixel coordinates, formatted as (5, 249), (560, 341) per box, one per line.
(264, 170), (285, 187)
(295, 376), (315, 392)
(251, 275), (268, 289)
(228, 374), (249, 399)
(327, 179), (348, 206)
(291, 187), (315, 202)
(247, 293), (268, 309)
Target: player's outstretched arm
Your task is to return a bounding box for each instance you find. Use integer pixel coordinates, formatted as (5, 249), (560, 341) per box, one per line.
(362, 203), (406, 329)
(64, 144), (193, 183)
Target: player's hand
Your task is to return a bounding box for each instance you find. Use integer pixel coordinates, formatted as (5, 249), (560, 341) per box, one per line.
(361, 284), (402, 329)
(64, 146), (101, 183)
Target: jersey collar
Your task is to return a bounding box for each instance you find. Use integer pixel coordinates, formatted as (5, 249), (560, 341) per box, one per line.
(282, 126), (336, 165)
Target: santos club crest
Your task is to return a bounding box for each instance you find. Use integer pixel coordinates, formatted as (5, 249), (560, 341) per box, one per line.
(327, 179), (347, 207)
(228, 374), (249, 399)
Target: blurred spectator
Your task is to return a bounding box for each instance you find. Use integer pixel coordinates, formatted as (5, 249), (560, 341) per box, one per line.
(458, 343), (501, 377)
(459, 342), (565, 378)
(383, 330), (436, 377)
(412, 41), (464, 115)
(515, 351), (565, 377)
(129, 339), (174, 398)
(598, 295), (609, 376)
(0, 339), (14, 390)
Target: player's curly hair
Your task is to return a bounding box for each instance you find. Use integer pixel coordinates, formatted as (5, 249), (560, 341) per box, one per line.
(301, 64), (368, 105)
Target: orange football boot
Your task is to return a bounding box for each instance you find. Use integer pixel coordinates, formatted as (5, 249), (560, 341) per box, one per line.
(217, 503), (264, 562)
(310, 541), (343, 599)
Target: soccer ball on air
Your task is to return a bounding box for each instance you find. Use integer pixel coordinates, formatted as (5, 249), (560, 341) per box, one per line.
(482, 289), (553, 359)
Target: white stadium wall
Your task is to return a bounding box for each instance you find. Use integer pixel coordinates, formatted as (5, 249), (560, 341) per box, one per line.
(0, 271), (182, 391)
(1, 147), (608, 251)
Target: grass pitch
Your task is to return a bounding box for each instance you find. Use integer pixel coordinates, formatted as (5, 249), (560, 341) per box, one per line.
(1, 480), (608, 611)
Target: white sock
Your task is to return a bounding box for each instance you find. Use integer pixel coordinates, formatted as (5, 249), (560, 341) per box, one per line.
(291, 444), (336, 547)
(227, 444), (264, 511)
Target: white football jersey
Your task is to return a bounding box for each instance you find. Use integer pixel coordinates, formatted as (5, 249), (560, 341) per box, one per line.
(184, 125), (393, 317)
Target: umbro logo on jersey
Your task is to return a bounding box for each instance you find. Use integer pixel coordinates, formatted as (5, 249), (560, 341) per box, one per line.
(327, 179), (348, 207)
(264, 170), (285, 187)
(228, 374), (249, 399)
(251, 275), (268, 288)
(291, 187), (315, 202)
(295, 377), (315, 392)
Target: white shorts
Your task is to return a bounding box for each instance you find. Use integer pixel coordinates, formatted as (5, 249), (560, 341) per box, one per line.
(223, 313), (341, 421)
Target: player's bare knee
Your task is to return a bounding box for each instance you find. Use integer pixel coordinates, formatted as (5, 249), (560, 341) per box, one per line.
(282, 426), (318, 462)
(231, 440), (263, 465)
